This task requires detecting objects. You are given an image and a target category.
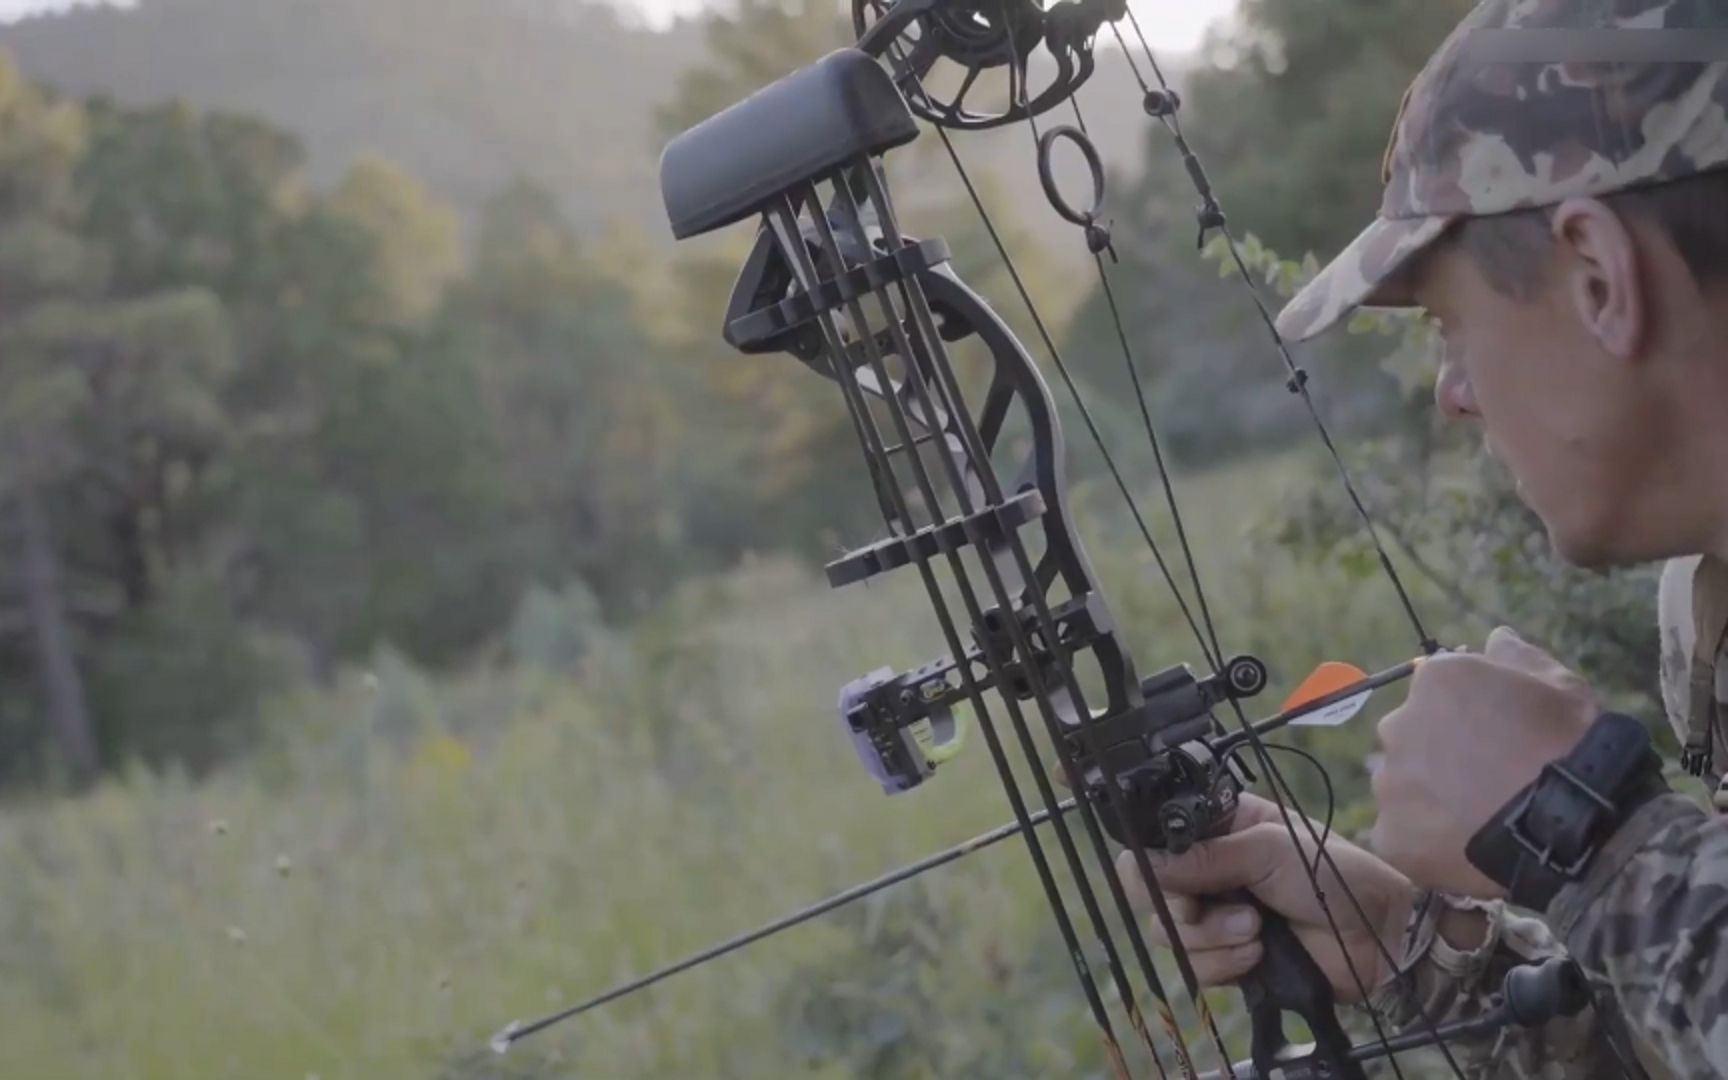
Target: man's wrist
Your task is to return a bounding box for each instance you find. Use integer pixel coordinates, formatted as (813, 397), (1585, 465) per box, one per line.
(1373, 888), (1488, 988)
(1365, 889), (1506, 1028)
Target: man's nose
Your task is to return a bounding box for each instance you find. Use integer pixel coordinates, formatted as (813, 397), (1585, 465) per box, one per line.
(1433, 355), (1478, 421)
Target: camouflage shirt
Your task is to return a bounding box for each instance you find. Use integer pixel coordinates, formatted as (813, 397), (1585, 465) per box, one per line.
(1365, 557), (1728, 1079)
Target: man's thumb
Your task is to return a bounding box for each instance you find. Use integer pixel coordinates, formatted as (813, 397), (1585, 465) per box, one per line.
(1484, 625), (1556, 672)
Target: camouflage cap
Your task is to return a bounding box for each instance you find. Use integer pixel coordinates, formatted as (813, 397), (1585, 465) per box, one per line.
(1275, 0), (1728, 344)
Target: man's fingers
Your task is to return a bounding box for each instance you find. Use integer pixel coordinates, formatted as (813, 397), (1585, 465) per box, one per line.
(1189, 941), (1264, 988)
(1141, 897), (1255, 945)
(1483, 625), (1554, 668)
(1116, 850), (1204, 921)
(1114, 811), (1304, 906)
(1139, 929), (1266, 989)
(1173, 903), (1260, 950)
(1233, 791), (1325, 832)
(1140, 896), (1201, 946)
(1129, 823), (1283, 898)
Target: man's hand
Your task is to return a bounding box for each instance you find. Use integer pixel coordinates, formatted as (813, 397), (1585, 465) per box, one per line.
(1370, 626), (1600, 898)
(1116, 792), (1416, 1004)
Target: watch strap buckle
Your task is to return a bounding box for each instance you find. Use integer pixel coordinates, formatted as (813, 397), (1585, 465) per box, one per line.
(1501, 761), (1617, 878)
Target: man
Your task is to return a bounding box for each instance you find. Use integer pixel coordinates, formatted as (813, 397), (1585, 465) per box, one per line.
(1124, 1), (1728, 1077)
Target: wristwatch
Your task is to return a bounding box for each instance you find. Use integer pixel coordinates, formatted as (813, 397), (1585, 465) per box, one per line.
(1465, 712), (1669, 912)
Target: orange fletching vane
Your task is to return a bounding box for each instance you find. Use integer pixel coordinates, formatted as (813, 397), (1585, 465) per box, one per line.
(1281, 661), (1373, 727)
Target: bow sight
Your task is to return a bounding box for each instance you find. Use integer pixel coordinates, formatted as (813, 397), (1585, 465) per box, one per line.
(839, 622), (1270, 855)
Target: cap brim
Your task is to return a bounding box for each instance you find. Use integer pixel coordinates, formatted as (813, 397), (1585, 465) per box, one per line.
(1273, 214), (1457, 343)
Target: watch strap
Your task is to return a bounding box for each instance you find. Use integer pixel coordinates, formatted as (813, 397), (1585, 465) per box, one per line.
(1465, 712), (1668, 912)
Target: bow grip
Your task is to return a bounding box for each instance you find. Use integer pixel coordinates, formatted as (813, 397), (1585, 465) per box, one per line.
(1224, 888), (1368, 1080)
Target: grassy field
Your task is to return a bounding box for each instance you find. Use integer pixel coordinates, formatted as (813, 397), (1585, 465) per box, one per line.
(0, 448), (1461, 1080)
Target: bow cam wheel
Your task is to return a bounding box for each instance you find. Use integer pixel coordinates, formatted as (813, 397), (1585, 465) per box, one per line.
(853, 0), (1105, 130)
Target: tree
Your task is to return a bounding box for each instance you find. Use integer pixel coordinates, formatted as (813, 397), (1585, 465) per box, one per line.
(1175, 0), (1479, 259)
(324, 157), (460, 324)
(1, 0), (710, 241)
(0, 54), (100, 785)
(440, 179), (692, 616)
(0, 73), (528, 781)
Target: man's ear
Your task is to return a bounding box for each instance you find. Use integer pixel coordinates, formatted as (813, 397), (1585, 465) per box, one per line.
(1550, 197), (1646, 361)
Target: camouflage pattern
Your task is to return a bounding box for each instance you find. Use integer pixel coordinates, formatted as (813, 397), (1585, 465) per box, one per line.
(1369, 892), (1649, 1077)
(1274, 0), (1728, 343)
(1542, 790), (1723, 1079)
(1356, 556), (1728, 1078)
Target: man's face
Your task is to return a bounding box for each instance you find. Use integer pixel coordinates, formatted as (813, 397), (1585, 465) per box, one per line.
(1407, 221), (1669, 569)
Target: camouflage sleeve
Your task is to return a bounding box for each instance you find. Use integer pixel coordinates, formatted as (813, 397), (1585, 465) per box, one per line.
(1365, 890), (1638, 1078)
(1544, 791), (1728, 1079)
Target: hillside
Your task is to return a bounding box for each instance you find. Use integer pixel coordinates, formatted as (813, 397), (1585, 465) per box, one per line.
(0, 0), (710, 240)
(0, 0), (1173, 254)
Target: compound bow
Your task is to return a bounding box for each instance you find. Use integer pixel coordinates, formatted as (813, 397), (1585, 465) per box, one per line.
(491, 3), (1604, 1077)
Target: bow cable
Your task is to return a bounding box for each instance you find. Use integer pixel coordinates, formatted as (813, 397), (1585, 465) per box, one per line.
(1005, 11), (1476, 1075)
(1022, 59), (1436, 1080)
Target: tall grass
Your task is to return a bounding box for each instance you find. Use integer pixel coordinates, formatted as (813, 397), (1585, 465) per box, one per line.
(0, 449), (1464, 1079)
